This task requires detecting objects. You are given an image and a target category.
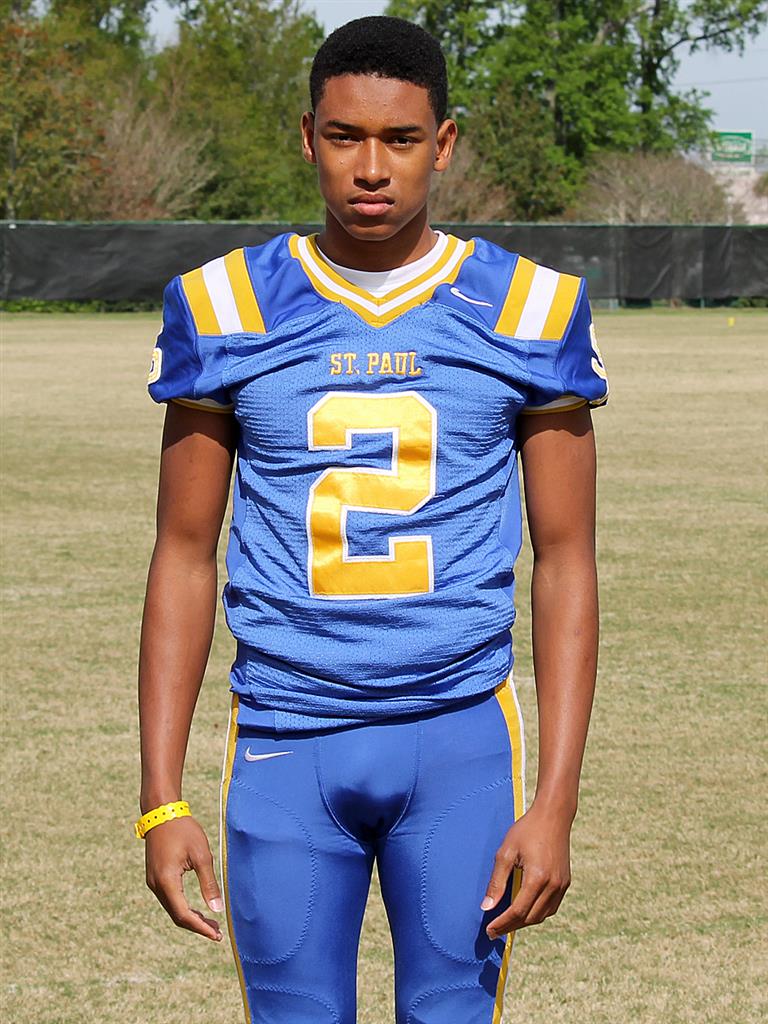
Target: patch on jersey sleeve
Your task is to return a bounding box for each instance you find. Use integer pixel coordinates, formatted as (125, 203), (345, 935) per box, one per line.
(180, 248), (265, 335)
(589, 322), (608, 382)
(495, 256), (581, 342)
(147, 346), (162, 384)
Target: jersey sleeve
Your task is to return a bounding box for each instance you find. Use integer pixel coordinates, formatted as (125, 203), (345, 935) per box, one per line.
(147, 275), (233, 413)
(521, 280), (609, 414)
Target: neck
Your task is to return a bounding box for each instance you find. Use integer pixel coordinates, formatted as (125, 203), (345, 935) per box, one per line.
(317, 207), (436, 272)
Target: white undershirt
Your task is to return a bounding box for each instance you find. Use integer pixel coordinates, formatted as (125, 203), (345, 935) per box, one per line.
(316, 231), (448, 297)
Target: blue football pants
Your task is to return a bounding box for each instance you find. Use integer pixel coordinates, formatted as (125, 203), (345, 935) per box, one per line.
(220, 677), (526, 1024)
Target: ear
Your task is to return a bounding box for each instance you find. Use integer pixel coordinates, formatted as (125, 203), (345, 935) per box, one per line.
(301, 111), (317, 165)
(433, 118), (458, 173)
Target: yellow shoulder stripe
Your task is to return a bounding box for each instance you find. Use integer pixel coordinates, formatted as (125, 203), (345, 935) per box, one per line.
(180, 249), (265, 335)
(224, 248), (266, 333)
(541, 272), (581, 341)
(495, 256), (536, 337)
(180, 266), (220, 334)
(494, 256), (582, 342)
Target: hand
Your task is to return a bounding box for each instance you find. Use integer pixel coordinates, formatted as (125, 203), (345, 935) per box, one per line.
(145, 816), (224, 941)
(481, 800), (572, 938)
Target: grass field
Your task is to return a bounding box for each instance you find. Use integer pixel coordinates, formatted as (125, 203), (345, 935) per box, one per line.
(2, 309), (766, 1024)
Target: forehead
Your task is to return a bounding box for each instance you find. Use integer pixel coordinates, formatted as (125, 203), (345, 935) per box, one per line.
(315, 74), (434, 127)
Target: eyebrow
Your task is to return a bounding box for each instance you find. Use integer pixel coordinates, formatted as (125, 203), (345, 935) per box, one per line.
(325, 120), (424, 134)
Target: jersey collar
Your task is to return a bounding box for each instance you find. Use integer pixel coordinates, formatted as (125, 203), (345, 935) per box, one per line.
(288, 232), (475, 328)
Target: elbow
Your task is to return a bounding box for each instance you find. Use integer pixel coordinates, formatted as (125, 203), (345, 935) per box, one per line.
(150, 531), (221, 574)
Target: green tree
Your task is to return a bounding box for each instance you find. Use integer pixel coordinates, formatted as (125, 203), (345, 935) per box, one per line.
(157, 0), (324, 220)
(631, 0), (767, 150)
(389, 0), (768, 218)
(1, 14), (103, 218)
(384, 0), (514, 112)
(0, 2), (194, 219)
(468, 84), (584, 218)
(46, 0), (154, 48)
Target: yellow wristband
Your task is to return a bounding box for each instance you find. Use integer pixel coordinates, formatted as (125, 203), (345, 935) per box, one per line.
(135, 801), (191, 839)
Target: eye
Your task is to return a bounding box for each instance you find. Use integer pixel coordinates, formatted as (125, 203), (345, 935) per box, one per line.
(330, 133), (357, 144)
(391, 136), (416, 147)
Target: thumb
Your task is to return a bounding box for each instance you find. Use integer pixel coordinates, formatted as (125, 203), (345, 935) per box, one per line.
(481, 847), (516, 911)
(193, 844), (224, 913)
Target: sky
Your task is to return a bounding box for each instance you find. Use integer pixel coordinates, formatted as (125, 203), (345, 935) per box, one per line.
(148, 0), (768, 141)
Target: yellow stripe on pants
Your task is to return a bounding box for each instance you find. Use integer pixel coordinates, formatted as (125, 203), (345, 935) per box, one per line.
(492, 675), (526, 1023)
(220, 694), (250, 1023)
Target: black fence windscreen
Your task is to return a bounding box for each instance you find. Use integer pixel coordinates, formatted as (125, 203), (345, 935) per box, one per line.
(1, 221), (766, 302)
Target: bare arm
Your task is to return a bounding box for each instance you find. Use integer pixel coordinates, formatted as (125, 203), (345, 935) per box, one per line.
(139, 402), (237, 941)
(483, 405), (598, 936)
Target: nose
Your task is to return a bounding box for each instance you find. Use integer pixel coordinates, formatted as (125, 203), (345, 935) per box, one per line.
(354, 137), (390, 190)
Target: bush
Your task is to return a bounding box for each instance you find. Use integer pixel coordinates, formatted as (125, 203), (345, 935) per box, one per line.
(566, 152), (745, 223)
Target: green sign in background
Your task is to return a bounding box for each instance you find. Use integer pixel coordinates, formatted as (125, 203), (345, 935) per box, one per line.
(712, 131), (753, 163)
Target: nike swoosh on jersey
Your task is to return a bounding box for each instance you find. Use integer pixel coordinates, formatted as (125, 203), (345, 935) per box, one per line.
(449, 286), (493, 308)
(244, 748), (294, 762)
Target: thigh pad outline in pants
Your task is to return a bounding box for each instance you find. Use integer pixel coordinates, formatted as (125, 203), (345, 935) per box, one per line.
(222, 700), (376, 1024)
(221, 679), (525, 1024)
(376, 679), (526, 1024)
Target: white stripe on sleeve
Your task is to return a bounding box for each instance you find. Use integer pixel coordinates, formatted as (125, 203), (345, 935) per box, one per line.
(515, 265), (559, 340)
(202, 257), (243, 334)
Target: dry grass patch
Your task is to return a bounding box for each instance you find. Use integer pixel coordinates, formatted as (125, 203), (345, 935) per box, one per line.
(2, 309), (766, 1023)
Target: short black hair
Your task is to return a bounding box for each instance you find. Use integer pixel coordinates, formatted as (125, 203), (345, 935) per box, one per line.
(310, 16), (448, 124)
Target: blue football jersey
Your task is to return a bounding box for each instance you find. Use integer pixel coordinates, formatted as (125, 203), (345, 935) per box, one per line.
(148, 233), (608, 730)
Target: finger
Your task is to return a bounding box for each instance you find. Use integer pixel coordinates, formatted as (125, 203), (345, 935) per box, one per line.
(521, 886), (561, 927)
(192, 843), (224, 913)
(522, 876), (570, 927)
(153, 870), (223, 941)
(480, 846), (517, 912)
(486, 867), (546, 938)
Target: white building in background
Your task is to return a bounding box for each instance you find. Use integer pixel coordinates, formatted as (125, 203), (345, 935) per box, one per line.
(717, 169), (768, 223)
(707, 131), (768, 224)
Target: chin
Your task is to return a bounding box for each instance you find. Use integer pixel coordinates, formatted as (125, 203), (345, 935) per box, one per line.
(338, 214), (409, 242)
(349, 222), (400, 239)
(325, 201), (426, 244)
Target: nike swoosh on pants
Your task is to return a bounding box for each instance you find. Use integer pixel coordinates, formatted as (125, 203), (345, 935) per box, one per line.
(244, 748), (294, 762)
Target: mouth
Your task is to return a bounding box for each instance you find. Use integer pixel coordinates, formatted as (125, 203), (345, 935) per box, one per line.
(349, 195), (394, 217)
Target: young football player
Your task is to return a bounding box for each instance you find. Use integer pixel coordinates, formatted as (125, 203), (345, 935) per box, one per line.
(137, 15), (608, 1024)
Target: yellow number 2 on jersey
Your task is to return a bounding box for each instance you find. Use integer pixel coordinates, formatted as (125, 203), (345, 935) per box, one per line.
(307, 391), (436, 599)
